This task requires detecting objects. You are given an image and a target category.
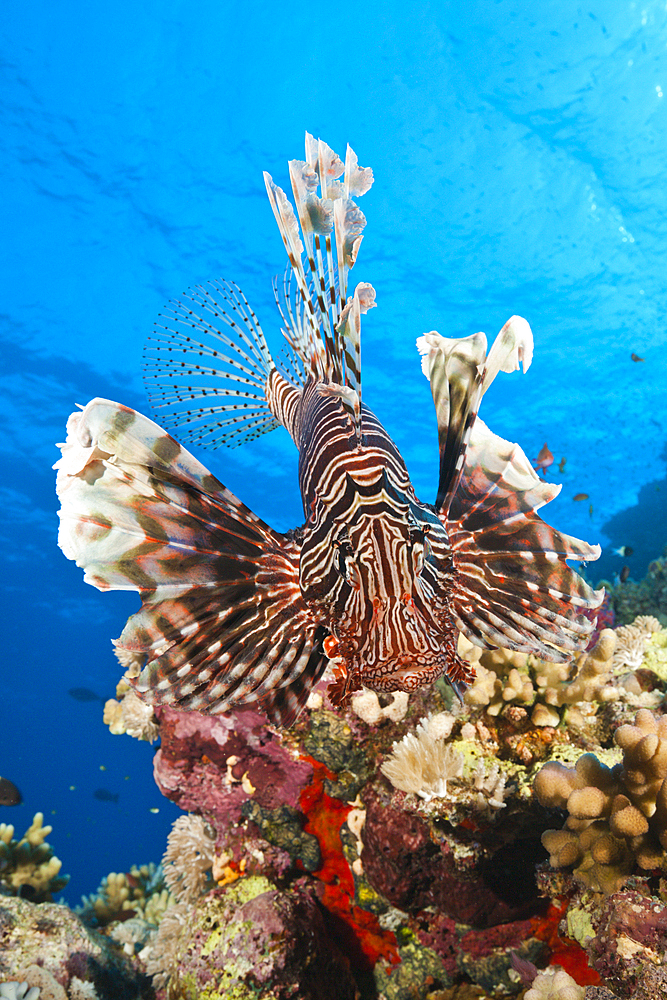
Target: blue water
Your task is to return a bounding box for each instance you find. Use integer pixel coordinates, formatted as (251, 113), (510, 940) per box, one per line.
(1, 1), (666, 904)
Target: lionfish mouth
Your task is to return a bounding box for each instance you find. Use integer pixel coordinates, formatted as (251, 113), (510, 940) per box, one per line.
(342, 645), (449, 692)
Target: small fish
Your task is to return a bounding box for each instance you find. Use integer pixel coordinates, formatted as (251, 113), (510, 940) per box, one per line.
(612, 546), (633, 557)
(68, 687), (102, 702)
(533, 443), (554, 473)
(0, 777), (22, 806)
(573, 493), (589, 501)
(620, 565), (630, 583)
(149, 807), (160, 814)
(589, 503), (594, 518)
(631, 353), (645, 362)
(54, 133), (603, 727)
(93, 788), (119, 804)
(558, 457), (566, 473)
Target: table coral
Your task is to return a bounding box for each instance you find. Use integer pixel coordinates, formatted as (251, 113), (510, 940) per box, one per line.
(535, 709), (667, 893)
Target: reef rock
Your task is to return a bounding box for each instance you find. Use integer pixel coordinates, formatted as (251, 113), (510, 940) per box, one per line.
(146, 874), (357, 1000)
(0, 895), (152, 999)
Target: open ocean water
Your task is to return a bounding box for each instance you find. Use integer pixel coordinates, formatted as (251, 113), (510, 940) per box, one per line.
(1, 0), (666, 904)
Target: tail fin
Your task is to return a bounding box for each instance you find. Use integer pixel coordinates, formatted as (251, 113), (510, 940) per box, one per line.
(54, 399), (328, 727)
(419, 318), (603, 661)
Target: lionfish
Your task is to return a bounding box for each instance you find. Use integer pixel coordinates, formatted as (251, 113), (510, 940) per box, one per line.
(55, 134), (603, 727)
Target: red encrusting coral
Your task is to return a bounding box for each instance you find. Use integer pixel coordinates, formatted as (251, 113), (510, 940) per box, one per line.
(530, 897), (601, 986)
(298, 757), (400, 968)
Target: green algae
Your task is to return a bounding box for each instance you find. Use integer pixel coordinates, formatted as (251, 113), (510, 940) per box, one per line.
(304, 710), (366, 775)
(566, 902), (597, 946)
(241, 800), (321, 870)
(644, 629), (667, 680)
(374, 929), (452, 998)
(200, 876), (273, 960)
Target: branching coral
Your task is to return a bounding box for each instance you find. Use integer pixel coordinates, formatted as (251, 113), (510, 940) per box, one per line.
(77, 862), (171, 926)
(0, 814), (69, 901)
(103, 682), (159, 743)
(162, 814), (217, 903)
(461, 628), (620, 727)
(535, 709), (667, 893)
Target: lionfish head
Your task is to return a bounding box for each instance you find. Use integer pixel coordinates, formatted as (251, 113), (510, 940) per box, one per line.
(300, 473), (462, 693)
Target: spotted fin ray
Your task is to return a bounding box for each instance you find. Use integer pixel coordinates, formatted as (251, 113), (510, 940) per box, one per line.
(54, 398), (327, 727)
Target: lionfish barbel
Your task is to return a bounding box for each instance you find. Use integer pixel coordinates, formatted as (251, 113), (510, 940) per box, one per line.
(55, 134), (603, 727)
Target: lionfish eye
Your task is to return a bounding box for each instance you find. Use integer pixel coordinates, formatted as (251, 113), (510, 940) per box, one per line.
(409, 522), (431, 576)
(334, 538), (361, 590)
(334, 537), (352, 578)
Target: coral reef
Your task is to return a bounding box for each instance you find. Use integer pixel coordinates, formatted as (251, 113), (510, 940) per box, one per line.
(0, 895), (152, 998)
(0, 814), (69, 901)
(462, 629), (622, 730)
(535, 709), (667, 894)
(56, 601), (667, 997)
(77, 863), (172, 927)
(139, 684), (575, 996)
(143, 875), (358, 999)
(602, 545), (667, 626)
(103, 683), (159, 743)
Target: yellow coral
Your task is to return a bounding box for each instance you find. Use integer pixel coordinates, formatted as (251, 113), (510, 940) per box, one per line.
(535, 709), (667, 892)
(0, 813), (68, 900)
(463, 629), (618, 726)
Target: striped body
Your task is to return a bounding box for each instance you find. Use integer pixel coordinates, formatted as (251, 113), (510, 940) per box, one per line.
(269, 372), (467, 695)
(55, 133), (603, 727)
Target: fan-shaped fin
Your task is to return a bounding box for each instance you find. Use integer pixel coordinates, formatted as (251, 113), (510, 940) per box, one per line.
(142, 279), (286, 450)
(55, 398), (328, 723)
(445, 417), (603, 660)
